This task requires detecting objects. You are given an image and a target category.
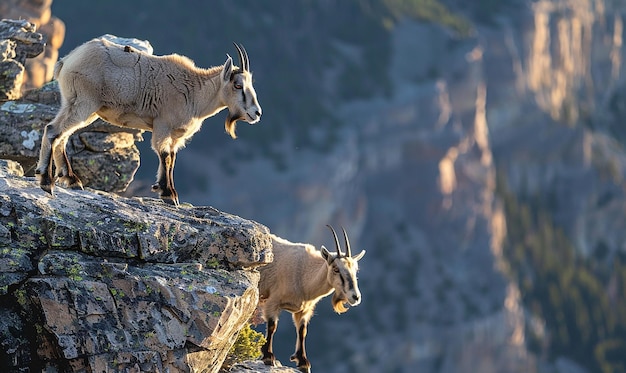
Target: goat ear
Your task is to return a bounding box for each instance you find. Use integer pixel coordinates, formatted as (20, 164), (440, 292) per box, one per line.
(222, 54), (233, 83)
(321, 246), (333, 264)
(353, 250), (366, 261)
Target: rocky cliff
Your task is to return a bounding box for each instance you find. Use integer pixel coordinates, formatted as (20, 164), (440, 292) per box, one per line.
(0, 0), (65, 90)
(0, 159), (272, 371)
(0, 15), (301, 373)
(0, 19), (44, 101)
(3, 0), (626, 372)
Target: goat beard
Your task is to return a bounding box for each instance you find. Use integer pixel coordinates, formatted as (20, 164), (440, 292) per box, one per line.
(331, 293), (349, 314)
(225, 112), (240, 139)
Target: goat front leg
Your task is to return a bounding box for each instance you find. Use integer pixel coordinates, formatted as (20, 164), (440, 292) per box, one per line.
(261, 317), (279, 367)
(290, 311), (311, 373)
(168, 151), (179, 203)
(152, 150), (179, 206)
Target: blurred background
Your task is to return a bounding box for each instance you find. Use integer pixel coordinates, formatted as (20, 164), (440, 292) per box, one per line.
(8, 0), (626, 371)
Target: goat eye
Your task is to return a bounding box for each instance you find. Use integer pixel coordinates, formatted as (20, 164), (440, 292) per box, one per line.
(234, 83), (243, 89)
(333, 267), (340, 273)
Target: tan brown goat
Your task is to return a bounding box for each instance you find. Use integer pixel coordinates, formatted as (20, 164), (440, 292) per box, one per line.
(258, 225), (366, 373)
(36, 36), (261, 205)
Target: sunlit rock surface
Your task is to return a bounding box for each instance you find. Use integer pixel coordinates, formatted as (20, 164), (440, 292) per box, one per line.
(0, 0), (65, 90)
(0, 159), (272, 371)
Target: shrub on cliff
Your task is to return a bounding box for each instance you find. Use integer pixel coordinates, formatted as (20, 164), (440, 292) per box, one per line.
(221, 323), (266, 371)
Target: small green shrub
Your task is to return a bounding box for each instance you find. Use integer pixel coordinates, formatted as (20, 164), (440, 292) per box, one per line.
(221, 324), (266, 371)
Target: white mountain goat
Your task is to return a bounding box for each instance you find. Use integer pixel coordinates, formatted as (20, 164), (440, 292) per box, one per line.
(258, 225), (366, 373)
(35, 37), (261, 205)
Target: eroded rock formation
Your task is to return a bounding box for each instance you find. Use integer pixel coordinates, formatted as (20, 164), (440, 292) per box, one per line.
(0, 0), (65, 90)
(0, 19), (45, 100)
(0, 159), (272, 371)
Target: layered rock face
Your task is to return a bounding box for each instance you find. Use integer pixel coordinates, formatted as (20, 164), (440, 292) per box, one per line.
(0, 159), (272, 371)
(0, 19), (45, 100)
(0, 0), (65, 90)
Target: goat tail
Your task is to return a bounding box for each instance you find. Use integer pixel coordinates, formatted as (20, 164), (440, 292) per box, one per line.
(52, 59), (64, 80)
(331, 293), (348, 314)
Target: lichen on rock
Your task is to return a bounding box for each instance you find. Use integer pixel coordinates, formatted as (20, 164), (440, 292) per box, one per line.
(0, 159), (273, 372)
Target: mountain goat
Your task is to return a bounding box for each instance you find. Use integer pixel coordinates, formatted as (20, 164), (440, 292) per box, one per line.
(35, 37), (262, 205)
(258, 225), (366, 373)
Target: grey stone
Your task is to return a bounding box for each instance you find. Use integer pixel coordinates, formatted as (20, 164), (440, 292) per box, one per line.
(0, 167), (273, 371)
(229, 360), (300, 372)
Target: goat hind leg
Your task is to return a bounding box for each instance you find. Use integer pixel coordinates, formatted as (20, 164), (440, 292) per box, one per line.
(35, 121), (58, 194)
(53, 136), (83, 189)
(53, 113), (98, 189)
(36, 100), (98, 193)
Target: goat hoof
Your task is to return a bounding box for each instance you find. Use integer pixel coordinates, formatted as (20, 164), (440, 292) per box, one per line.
(67, 178), (84, 190)
(69, 182), (84, 190)
(58, 175), (83, 190)
(37, 174), (55, 195)
(161, 195), (179, 206)
(159, 188), (179, 206)
(290, 355), (310, 372)
(262, 356), (277, 367)
(40, 183), (54, 196)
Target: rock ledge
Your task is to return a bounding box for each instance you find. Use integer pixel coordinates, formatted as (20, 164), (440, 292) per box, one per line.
(0, 159), (272, 372)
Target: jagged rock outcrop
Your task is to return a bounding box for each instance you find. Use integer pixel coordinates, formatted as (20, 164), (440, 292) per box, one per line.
(0, 31), (150, 193)
(0, 0), (65, 90)
(0, 18), (45, 100)
(229, 360), (299, 372)
(0, 159), (272, 372)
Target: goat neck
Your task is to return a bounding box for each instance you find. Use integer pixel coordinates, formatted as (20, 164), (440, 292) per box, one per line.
(302, 254), (335, 303)
(193, 68), (229, 119)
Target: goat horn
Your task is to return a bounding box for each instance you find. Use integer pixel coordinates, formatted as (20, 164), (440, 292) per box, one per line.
(240, 43), (250, 71)
(341, 227), (352, 257)
(233, 42), (248, 72)
(326, 224), (343, 257)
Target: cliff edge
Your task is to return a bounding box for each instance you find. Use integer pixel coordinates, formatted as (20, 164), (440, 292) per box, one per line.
(0, 159), (272, 372)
